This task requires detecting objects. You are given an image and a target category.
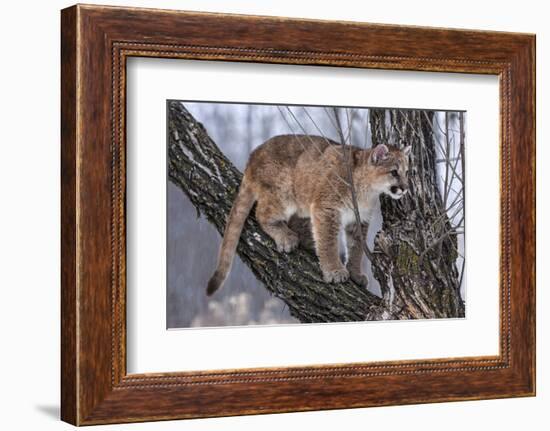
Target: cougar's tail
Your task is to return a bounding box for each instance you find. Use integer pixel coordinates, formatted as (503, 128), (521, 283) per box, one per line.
(206, 176), (255, 296)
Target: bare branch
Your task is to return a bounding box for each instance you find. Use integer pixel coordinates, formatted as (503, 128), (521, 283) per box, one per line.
(168, 102), (382, 322)
(332, 108), (375, 262)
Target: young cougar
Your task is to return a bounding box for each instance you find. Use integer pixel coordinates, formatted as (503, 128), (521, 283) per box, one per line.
(207, 135), (411, 295)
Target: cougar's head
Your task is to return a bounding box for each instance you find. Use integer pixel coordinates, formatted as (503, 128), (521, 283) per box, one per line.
(366, 144), (412, 199)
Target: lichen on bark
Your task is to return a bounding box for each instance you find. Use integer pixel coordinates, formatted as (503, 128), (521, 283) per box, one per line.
(369, 109), (465, 320)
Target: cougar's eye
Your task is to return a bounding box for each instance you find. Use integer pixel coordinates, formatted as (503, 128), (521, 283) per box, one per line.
(390, 169), (399, 178)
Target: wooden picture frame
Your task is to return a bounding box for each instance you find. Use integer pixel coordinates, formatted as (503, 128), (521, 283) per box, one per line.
(61, 4), (535, 425)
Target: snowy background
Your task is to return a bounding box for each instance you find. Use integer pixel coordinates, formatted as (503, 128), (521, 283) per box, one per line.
(167, 101), (465, 329)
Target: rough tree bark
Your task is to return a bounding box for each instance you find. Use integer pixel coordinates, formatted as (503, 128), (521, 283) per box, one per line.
(168, 101), (382, 323)
(369, 109), (465, 319)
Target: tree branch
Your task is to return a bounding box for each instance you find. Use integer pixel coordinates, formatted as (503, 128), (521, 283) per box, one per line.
(168, 101), (382, 323)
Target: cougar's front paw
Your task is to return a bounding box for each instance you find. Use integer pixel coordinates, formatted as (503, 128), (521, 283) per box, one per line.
(275, 231), (299, 253)
(349, 272), (368, 287)
(322, 266), (350, 283)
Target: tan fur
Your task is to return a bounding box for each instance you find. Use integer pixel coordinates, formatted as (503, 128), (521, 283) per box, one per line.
(207, 134), (411, 295)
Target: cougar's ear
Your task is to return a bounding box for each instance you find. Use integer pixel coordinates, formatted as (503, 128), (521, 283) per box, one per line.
(370, 144), (389, 164)
(402, 145), (412, 156)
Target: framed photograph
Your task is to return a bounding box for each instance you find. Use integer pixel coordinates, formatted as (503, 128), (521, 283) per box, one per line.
(61, 4), (535, 425)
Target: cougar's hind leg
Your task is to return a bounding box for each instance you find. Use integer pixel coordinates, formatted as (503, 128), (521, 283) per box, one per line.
(256, 197), (299, 253)
(345, 222), (369, 287)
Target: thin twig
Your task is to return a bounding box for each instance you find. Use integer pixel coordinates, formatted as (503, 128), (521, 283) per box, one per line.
(332, 107), (374, 263)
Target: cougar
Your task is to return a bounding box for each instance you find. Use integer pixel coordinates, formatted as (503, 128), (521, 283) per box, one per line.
(207, 134), (411, 295)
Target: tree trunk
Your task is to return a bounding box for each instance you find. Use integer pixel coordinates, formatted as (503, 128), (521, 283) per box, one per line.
(369, 109), (465, 319)
(168, 101), (382, 323)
